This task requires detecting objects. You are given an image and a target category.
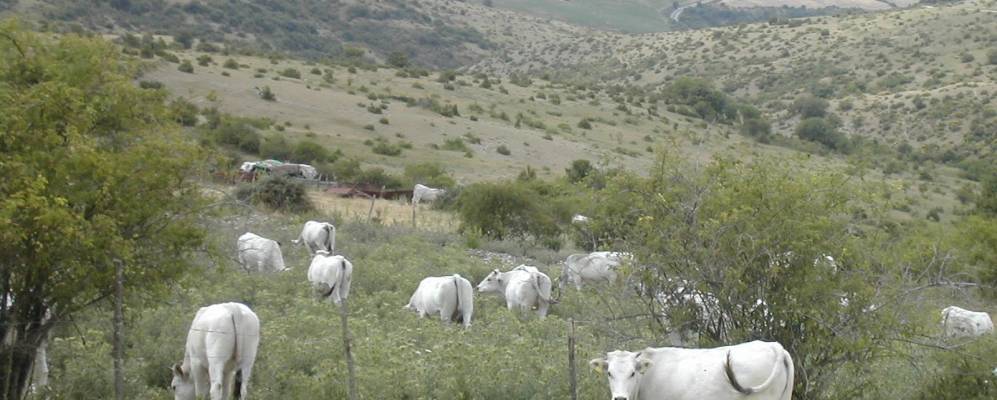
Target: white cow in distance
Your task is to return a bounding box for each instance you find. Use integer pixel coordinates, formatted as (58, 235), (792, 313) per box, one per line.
(477, 265), (553, 318)
(571, 214), (590, 224)
(561, 253), (620, 290)
(307, 252), (354, 305)
(292, 220), (336, 256)
(237, 232), (288, 273)
(171, 302), (260, 400)
(590, 340), (794, 400)
(404, 274), (475, 328)
(412, 184), (445, 205)
(941, 306), (994, 338)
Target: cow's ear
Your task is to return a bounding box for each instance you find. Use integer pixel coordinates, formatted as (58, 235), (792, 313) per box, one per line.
(171, 363), (186, 378)
(636, 358), (653, 374)
(589, 358), (608, 374)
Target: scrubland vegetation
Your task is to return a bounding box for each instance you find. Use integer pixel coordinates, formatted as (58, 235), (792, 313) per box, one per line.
(1, 0), (995, 399)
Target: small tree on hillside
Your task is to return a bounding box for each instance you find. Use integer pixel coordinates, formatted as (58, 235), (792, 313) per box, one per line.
(566, 159), (594, 183)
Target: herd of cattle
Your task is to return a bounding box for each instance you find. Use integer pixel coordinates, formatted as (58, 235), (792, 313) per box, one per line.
(5, 216), (992, 399)
(161, 218), (997, 400)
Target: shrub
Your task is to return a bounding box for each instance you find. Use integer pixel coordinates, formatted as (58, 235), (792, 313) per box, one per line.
(988, 49), (997, 65)
(566, 159), (594, 183)
(178, 60), (194, 73)
(496, 145), (511, 156)
(796, 117), (847, 151)
(235, 177), (312, 212)
(169, 98), (199, 127)
(403, 162), (455, 189)
(223, 58), (240, 69)
(292, 140), (334, 163)
(259, 86), (276, 101)
(791, 94), (829, 118)
(260, 135), (293, 160)
(196, 54), (212, 66)
(372, 141), (402, 156)
(139, 80), (163, 90)
(457, 181), (561, 246)
(280, 68), (301, 79)
(577, 119), (592, 130)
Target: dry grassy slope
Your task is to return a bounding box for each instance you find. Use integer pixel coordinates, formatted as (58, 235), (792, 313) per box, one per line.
(467, 1), (997, 150)
(143, 48), (970, 223)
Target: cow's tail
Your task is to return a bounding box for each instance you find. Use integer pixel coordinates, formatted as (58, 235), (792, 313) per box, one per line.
(324, 224), (336, 253)
(291, 228), (303, 245)
(229, 311), (243, 399)
(451, 275), (462, 322)
(531, 272), (555, 305)
(453, 274), (473, 326)
(724, 345), (789, 395)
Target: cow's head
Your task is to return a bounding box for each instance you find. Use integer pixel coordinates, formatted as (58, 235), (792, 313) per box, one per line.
(170, 363), (195, 400)
(476, 270), (503, 293)
(590, 351), (653, 400)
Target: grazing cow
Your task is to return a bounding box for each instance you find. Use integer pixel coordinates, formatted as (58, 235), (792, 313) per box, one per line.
(590, 340), (794, 400)
(236, 232), (288, 273)
(412, 184), (445, 205)
(571, 214), (590, 224)
(476, 266), (553, 318)
(171, 302), (260, 400)
(292, 220), (336, 255)
(561, 253), (620, 290)
(941, 306), (994, 338)
(307, 252), (354, 304)
(404, 274), (475, 328)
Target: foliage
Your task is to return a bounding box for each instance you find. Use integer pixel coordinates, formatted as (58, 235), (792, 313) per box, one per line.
(457, 181), (564, 247)
(0, 23), (207, 398)
(585, 152), (916, 399)
(259, 134), (292, 161)
(177, 59), (193, 73)
(496, 144), (511, 156)
(235, 177), (313, 212)
(796, 117), (848, 151)
(792, 94), (830, 118)
(259, 85), (276, 101)
(403, 162), (455, 189)
(566, 159), (594, 183)
(914, 336), (997, 399)
(660, 77), (736, 123)
(279, 67), (301, 79)
(291, 140), (337, 164)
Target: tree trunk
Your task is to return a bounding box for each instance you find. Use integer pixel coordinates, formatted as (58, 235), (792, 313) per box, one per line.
(112, 260), (125, 400)
(0, 328), (45, 400)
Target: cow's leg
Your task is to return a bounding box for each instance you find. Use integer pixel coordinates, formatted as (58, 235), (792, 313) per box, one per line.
(536, 301), (549, 319)
(239, 364), (254, 400)
(208, 362), (227, 400)
(193, 364), (211, 398)
(221, 368), (236, 400)
(339, 273), (352, 302)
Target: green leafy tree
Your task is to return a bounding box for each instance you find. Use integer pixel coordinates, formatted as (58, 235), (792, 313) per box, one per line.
(792, 94), (830, 118)
(566, 159), (594, 183)
(0, 24), (207, 398)
(587, 153), (913, 399)
(457, 181), (561, 246)
(796, 117), (847, 150)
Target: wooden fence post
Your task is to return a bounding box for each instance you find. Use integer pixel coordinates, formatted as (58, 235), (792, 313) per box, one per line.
(568, 318), (578, 400)
(339, 301), (358, 400)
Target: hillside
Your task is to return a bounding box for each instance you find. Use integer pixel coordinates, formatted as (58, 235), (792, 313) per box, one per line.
(469, 1), (997, 178)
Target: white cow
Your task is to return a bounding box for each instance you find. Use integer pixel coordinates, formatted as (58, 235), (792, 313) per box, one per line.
(590, 340), (794, 400)
(561, 253), (620, 290)
(236, 232), (288, 273)
(292, 220), (336, 255)
(412, 184), (445, 205)
(299, 164), (318, 180)
(307, 252), (354, 304)
(941, 306), (994, 338)
(476, 265), (553, 318)
(571, 214), (590, 224)
(171, 302), (260, 400)
(404, 274), (475, 328)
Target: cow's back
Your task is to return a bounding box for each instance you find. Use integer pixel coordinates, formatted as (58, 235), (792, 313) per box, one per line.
(640, 341), (791, 400)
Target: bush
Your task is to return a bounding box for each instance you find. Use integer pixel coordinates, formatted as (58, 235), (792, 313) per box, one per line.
(178, 60), (194, 73)
(235, 177), (312, 212)
(796, 117), (847, 151)
(223, 58), (240, 69)
(260, 135), (293, 160)
(566, 159), (594, 183)
(139, 80), (163, 90)
(457, 181), (562, 246)
(577, 119), (592, 130)
(280, 68), (301, 79)
(740, 117), (771, 140)
(292, 140), (334, 163)
(196, 54), (212, 66)
(496, 145), (511, 156)
(403, 162), (455, 189)
(371, 141), (402, 156)
(791, 94), (829, 118)
(259, 86), (276, 101)
(988, 49), (997, 65)
(169, 98), (199, 127)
